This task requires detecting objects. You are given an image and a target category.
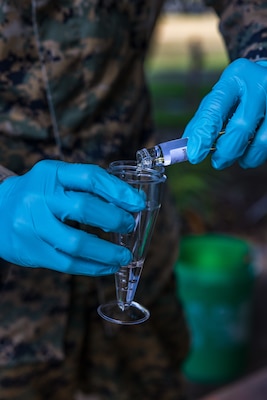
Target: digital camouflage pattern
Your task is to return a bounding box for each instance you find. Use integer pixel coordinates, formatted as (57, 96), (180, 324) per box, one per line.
(1, 0), (265, 398)
(0, 0), (161, 169)
(205, 0), (267, 61)
(0, 1), (190, 399)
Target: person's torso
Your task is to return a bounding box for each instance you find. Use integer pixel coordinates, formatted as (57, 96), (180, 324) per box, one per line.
(0, 0), (164, 169)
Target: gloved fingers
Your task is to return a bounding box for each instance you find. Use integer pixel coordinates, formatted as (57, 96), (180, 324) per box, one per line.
(239, 120), (267, 168)
(20, 243), (121, 276)
(54, 162), (146, 212)
(183, 78), (239, 164)
(61, 255), (121, 276)
(43, 247), (121, 276)
(50, 190), (136, 233)
(37, 214), (132, 267)
(210, 86), (266, 169)
(183, 59), (267, 166)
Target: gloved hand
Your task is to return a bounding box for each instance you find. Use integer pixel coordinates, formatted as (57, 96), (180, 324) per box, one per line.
(183, 58), (267, 169)
(0, 160), (146, 276)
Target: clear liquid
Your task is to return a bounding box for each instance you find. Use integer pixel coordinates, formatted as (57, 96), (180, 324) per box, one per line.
(114, 207), (160, 311)
(115, 260), (144, 310)
(114, 207), (159, 264)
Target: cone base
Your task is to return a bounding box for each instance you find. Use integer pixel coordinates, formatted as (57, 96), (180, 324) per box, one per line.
(97, 301), (150, 325)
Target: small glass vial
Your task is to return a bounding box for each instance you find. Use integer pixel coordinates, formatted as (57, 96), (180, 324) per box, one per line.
(136, 138), (188, 169)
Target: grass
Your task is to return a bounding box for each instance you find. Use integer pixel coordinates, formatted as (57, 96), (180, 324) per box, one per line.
(146, 77), (218, 129)
(146, 52), (228, 73)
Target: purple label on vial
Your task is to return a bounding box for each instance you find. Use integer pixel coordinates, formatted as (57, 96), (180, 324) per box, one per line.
(170, 146), (188, 163)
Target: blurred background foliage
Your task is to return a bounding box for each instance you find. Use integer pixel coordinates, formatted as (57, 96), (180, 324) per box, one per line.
(145, 4), (267, 238)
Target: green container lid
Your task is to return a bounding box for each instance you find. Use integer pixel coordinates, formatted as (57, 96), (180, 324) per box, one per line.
(177, 234), (253, 284)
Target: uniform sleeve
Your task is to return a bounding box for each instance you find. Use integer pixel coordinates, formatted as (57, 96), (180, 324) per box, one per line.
(204, 0), (267, 61)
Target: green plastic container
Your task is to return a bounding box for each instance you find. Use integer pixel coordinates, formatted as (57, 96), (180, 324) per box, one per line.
(174, 234), (255, 384)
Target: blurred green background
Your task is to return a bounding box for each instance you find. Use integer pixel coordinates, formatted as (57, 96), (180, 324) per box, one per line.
(145, 11), (267, 238)
(147, 8), (267, 395)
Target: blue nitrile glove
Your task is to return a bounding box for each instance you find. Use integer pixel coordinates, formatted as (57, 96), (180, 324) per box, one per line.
(183, 58), (267, 169)
(0, 160), (146, 276)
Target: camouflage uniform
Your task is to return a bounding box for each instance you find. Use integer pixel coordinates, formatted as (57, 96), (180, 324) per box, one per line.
(1, 0), (265, 398)
(205, 0), (267, 61)
(0, 1), (189, 399)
